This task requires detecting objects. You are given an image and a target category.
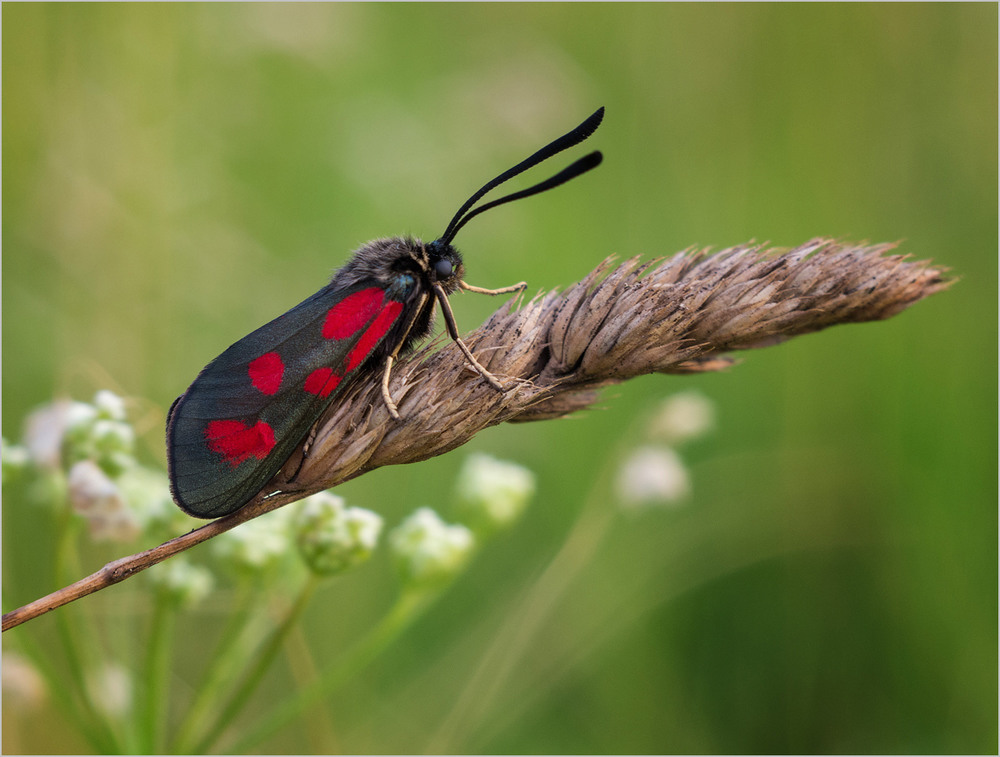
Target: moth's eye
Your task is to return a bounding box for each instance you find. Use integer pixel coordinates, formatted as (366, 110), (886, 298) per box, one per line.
(434, 259), (453, 278)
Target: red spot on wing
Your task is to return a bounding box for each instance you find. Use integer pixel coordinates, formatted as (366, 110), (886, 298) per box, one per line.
(304, 368), (342, 398)
(323, 288), (385, 340)
(346, 301), (404, 371)
(248, 352), (284, 395)
(205, 420), (276, 467)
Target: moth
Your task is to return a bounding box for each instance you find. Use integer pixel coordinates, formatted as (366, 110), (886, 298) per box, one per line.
(167, 107), (604, 518)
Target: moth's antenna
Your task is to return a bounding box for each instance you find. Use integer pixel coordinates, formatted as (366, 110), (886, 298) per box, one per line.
(443, 152), (602, 244)
(437, 107), (605, 246)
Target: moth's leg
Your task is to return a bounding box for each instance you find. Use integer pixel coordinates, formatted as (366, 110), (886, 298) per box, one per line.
(433, 284), (510, 393)
(459, 280), (527, 296)
(380, 292), (430, 420)
(380, 355), (401, 420)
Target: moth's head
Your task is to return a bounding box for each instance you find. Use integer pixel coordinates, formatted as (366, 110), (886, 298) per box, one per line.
(425, 238), (465, 291)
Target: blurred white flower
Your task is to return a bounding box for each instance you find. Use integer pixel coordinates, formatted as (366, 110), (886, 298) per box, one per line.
(212, 508), (294, 575)
(19, 393), (138, 479)
(93, 390), (127, 421)
(86, 662), (132, 718)
(648, 391), (715, 446)
(1, 652), (46, 711)
(64, 401), (100, 434)
(23, 399), (95, 469)
(295, 491), (383, 576)
(2, 437), (31, 484)
(455, 453), (536, 532)
(67, 460), (140, 541)
(147, 557), (214, 607)
(389, 507), (475, 587)
(30, 392), (135, 475)
(68, 459), (119, 514)
(88, 419), (136, 475)
(117, 466), (179, 532)
(617, 446), (691, 509)
(87, 510), (143, 542)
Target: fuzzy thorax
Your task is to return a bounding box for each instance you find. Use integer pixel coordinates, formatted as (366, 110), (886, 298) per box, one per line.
(329, 237), (466, 296)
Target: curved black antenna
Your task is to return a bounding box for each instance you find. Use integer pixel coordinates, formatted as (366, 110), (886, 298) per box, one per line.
(437, 106), (605, 245)
(442, 151), (603, 243)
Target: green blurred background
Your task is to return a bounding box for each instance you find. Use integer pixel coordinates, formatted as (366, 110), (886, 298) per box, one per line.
(3, 3), (996, 754)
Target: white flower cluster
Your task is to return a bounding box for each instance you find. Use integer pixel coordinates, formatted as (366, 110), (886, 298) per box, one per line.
(1, 652), (47, 711)
(1, 438), (30, 485)
(85, 662), (132, 718)
(389, 507), (475, 588)
(212, 507), (296, 576)
(67, 459), (140, 542)
(295, 492), (383, 576)
(647, 391), (715, 446)
(617, 446), (690, 506)
(147, 557), (214, 607)
(616, 391), (715, 511)
(385, 454), (536, 587)
(60, 390), (135, 475)
(5, 391), (180, 542)
(455, 453), (536, 533)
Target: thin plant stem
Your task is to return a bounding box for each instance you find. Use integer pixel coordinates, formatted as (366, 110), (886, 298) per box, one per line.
(169, 583), (259, 753)
(194, 572), (322, 754)
(426, 497), (616, 753)
(138, 593), (175, 753)
(282, 622), (339, 751)
(52, 507), (122, 754)
(424, 416), (651, 753)
(228, 586), (435, 754)
(3, 477), (104, 747)
(10, 626), (111, 752)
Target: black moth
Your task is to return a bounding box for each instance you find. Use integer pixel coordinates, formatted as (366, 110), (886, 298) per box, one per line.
(167, 107), (604, 519)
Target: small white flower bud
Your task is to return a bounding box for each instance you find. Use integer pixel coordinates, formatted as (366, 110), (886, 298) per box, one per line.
(93, 390), (127, 421)
(2, 438), (31, 484)
(2, 652), (46, 711)
(24, 400), (95, 469)
(64, 401), (99, 431)
(617, 446), (691, 509)
(87, 510), (143, 542)
(389, 507), (474, 587)
(68, 460), (121, 516)
(67, 460), (140, 541)
(147, 557), (214, 607)
(295, 492), (383, 576)
(212, 508), (294, 575)
(648, 391), (715, 445)
(455, 453), (536, 532)
(90, 419), (136, 474)
(86, 663), (132, 718)
(62, 403), (102, 462)
(117, 466), (180, 532)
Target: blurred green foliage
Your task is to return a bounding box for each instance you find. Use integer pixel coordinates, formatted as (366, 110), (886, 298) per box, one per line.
(3, 4), (996, 754)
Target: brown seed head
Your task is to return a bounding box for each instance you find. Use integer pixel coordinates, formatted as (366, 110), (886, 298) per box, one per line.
(256, 238), (950, 511)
